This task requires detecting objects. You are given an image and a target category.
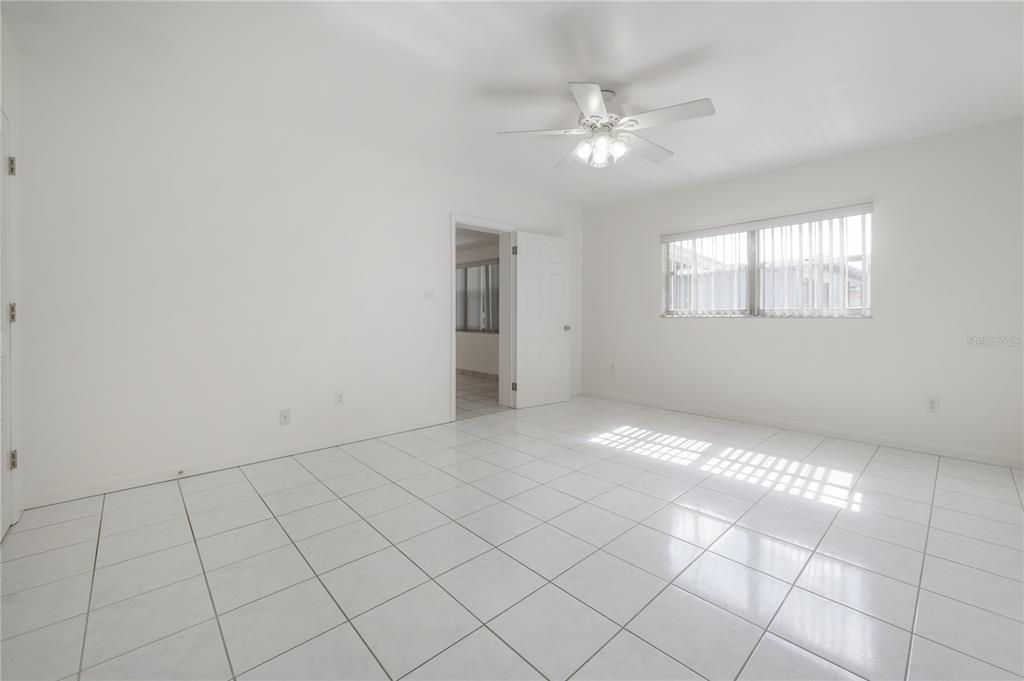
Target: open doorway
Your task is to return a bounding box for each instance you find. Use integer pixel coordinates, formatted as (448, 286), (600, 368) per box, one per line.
(454, 227), (510, 420)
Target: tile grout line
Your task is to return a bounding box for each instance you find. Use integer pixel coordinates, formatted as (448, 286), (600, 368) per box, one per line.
(14, 493), (1008, 663)
(173, 481), (238, 681)
(563, 441), (810, 680)
(75, 494), (106, 681)
(288, 455), (553, 681)
(727, 443), (882, 681)
(5, 510), (104, 537)
(543, 429), (801, 673)
(907, 632), (1023, 677)
(234, 466), (397, 681)
(1010, 467), (1024, 510)
(901, 454), (942, 681)
(385, 420), (932, 681)
(9, 402), (1019, 681)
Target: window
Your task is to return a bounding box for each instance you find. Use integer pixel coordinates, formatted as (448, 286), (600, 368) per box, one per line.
(662, 204), (872, 318)
(456, 260), (499, 332)
(663, 231), (749, 316)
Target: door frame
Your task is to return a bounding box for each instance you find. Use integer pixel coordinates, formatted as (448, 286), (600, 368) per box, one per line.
(1, 110), (20, 536)
(449, 213), (516, 421)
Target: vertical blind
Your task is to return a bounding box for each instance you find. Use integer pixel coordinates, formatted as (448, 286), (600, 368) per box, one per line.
(758, 212), (871, 316)
(663, 231), (749, 316)
(662, 204), (872, 318)
(456, 261), (499, 332)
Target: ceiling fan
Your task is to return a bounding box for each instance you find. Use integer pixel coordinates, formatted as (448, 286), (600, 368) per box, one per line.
(497, 82), (715, 169)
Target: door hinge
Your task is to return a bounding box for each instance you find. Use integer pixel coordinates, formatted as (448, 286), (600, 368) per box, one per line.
(512, 246), (518, 255)
(9, 450), (17, 470)
(8, 302), (15, 323)
(512, 382), (517, 391)
(7, 157), (15, 176)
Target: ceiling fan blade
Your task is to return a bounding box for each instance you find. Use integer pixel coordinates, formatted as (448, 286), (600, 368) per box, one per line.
(618, 98), (715, 131)
(624, 133), (674, 163)
(497, 127), (588, 137)
(568, 82), (608, 120)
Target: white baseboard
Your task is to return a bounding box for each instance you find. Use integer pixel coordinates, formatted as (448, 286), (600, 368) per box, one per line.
(581, 389), (1023, 470)
(24, 413), (453, 510)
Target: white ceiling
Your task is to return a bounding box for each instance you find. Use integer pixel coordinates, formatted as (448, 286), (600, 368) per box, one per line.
(7, 2), (1022, 205)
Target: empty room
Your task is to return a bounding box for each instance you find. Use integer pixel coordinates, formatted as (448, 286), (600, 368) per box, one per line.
(0, 2), (1021, 681)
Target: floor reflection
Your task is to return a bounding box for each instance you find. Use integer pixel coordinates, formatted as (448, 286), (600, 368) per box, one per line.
(589, 425), (861, 510)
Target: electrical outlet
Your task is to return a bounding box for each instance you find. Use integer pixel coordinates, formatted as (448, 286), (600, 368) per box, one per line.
(279, 409), (291, 426)
(335, 391), (345, 406)
(926, 397), (940, 413)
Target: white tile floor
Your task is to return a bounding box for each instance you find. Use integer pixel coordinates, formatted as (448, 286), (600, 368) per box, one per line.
(3, 396), (1023, 681)
(456, 373), (509, 421)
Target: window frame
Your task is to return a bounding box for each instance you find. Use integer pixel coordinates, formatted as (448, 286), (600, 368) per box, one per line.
(661, 203), (873, 319)
(455, 258), (500, 333)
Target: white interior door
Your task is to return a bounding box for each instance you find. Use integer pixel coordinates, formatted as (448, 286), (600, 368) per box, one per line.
(1, 114), (19, 537)
(513, 231), (570, 408)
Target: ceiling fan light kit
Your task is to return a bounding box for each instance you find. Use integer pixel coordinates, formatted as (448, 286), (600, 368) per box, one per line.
(573, 130), (629, 168)
(498, 82), (715, 169)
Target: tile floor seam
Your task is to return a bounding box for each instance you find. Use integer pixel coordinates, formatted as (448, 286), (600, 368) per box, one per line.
(76, 618), (221, 676)
(0, 611), (90, 645)
(815, 522), (929, 554)
(234, 467), (395, 681)
(220, 621), (352, 681)
(313, 466), (389, 489)
(91, 538), (196, 573)
(174, 480), (239, 681)
(183, 490), (299, 518)
(560, 452), (815, 680)
(0, 567), (96, 599)
(909, 630), (1024, 678)
(681, 544), (932, 632)
(8, 398), (1021, 681)
(75, 569), (208, 621)
(562, 510), (754, 677)
(921, 503), (1023, 533)
(75, 494), (105, 681)
(1009, 467), (1024, 509)
(917, 550), (1024, 584)
(931, 488), (1024, 510)
(728, 443), (882, 681)
(5, 512), (103, 537)
(289, 456), (552, 681)
(934, 473), (1023, 496)
(391, 625), (498, 681)
(0, 536), (99, 566)
(89, 512), (189, 541)
(914, 584), (1024, 625)
(902, 451), (943, 681)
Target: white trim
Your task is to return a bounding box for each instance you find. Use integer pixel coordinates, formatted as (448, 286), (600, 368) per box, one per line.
(581, 389), (1022, 469)
(24, 412), (454, 509)
(660, 202), (875, 243)
(449, 213), (517, 420)
(0, 110), (21, 536)
(32, 389), (1019, 508)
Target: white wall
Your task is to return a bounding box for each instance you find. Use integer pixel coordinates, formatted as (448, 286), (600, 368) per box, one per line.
(455, 241), (499, 375)
(455, 333), (498, 375)
(16, 46), (582, 507)
(583, 120), (1023, 467)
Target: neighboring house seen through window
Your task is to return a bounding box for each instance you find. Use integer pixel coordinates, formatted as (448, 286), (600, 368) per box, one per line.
(663, 204), (872, 318)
